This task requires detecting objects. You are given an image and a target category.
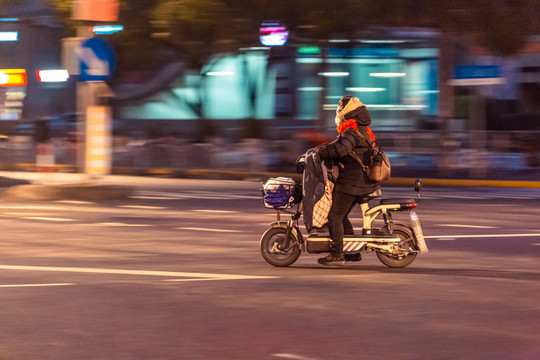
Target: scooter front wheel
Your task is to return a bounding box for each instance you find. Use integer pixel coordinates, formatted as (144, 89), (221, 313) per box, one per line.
(376, 223), (417, 268)
(260, 227), (301, 267)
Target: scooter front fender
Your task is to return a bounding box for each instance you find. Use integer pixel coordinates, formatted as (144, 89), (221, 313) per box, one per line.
(268, 221), (304, 249)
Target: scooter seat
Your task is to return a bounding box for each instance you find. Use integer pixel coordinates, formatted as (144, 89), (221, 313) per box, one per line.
(358, 189), (382, 203)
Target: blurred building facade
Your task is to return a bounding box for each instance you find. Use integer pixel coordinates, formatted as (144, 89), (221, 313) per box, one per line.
(1, 0), (539, 138)
(0, 0), (70, 137)
(118, 28), (441, 133)
(116, 27), (540, 136)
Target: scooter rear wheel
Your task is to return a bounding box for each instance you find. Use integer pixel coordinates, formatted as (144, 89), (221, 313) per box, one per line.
(260, 227), (301, 267)
(376, 224), (417, 268)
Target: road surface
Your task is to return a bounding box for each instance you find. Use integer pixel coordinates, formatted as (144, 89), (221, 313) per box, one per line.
(0, 179), (539, 359)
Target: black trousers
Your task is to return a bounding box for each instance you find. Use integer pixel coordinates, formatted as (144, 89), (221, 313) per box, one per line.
(327, 190), (364, 255)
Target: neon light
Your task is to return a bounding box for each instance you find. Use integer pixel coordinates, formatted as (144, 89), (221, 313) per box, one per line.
(365, 104), (427, 109)
(298, 87), (323, 91)
(369, 72), (406, 77)
(296, 58), (322, 64)
(318, 72), (350, 77)
(36, 70), (70, 82)
(346, 87), (386, 92)
(93, 25), (124, 34)
(0, 69), (27, 86)
(1, 113), (19, 120)
(297, 46), (321, 55)
(259, 23), (289, 46)
(323, 104), (427, 111)
(6, 91), (25, 100)
(260, 32), (289, 46)
(206, 72), (235, 76)
(359, 39), (408, 44)
(0, 32), (18, 41)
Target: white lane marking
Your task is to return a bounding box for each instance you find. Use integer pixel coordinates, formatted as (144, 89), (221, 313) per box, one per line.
(119, 205), (166, 210)
(131, 196), (172, 200)
(273, 354), (319, 360)
(0, 283), (74, 288)
(0, 205), (63, 210)
(164, 278), (253, 282)
(92, 222), (153, 227)
(426, 233), (540, 239)
(57, 200), (93, 205)
(438, 195), (484, 200)
(177, 227), (240, 233)
(0, 265), (278, 281)
(134, 190), (259, 200)
(439, 224), (496, 229)
(23, 217), (75, 222)
(193, 209), (237, 214)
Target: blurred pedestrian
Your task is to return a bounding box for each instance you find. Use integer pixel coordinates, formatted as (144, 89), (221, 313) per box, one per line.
(315, 95), (380, 266)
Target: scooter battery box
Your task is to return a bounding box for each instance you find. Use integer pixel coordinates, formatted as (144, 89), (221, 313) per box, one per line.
(306, 234), (331, 253)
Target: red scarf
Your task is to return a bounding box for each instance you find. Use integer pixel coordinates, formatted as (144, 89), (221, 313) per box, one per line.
(336, 119), (358, 134)
(337, 119), (376, 143)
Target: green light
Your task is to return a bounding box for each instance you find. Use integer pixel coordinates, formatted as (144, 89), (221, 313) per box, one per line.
(298, 46), (321, 55)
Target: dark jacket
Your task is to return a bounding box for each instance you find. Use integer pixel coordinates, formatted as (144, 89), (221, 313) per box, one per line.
(316, 107), (380, 196)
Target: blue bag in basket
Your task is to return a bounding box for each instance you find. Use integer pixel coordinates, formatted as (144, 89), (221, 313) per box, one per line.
(263, 177), (297, 209)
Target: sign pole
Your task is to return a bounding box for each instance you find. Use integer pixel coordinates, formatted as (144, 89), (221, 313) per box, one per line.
(75, 25), (92, 175)
(85, 105), (112, 176)
(73, 27), (115, 178)
(71, 0), (118, 179)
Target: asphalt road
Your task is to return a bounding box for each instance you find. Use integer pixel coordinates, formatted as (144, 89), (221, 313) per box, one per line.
(1, 179), (540, 360)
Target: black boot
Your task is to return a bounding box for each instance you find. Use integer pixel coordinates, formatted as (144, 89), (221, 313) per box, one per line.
(318, 253), (346, 266)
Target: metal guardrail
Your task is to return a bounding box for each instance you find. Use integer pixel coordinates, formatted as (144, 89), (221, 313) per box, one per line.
(0, 131), (538, 181)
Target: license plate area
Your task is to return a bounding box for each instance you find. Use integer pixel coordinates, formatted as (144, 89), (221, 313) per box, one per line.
(410, 211), (428, 253)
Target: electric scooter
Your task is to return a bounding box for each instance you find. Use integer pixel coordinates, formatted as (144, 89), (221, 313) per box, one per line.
(260, 178), (427, 267)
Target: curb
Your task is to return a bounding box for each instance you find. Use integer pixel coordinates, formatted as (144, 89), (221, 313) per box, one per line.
(2, 184), (134, 201)
(0, 168), (539, 203)
(127, 169), (540, 189)
(390, 177), (540, 189)
(4, 165), (540, 188)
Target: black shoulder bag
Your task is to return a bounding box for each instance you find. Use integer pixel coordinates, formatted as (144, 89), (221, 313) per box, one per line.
(349, 135), (391, 182)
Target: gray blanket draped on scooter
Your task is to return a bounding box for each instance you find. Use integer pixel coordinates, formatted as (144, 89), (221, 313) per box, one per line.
(302, 149), (336, 232)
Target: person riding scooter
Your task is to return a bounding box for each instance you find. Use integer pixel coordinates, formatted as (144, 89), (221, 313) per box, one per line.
(315, 95), (380, 266)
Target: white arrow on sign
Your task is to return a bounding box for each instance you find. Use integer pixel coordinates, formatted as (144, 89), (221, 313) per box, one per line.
(77, 46), (110, 76)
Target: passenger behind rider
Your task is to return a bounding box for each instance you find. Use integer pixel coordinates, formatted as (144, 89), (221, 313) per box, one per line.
(315, 95), (380, 266)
